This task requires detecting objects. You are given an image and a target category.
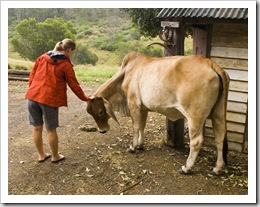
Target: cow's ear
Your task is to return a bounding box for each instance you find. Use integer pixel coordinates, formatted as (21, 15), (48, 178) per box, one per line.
(102, 98), (120, 125)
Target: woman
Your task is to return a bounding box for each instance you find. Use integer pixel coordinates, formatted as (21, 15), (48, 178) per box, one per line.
(25, 38), (90, 163)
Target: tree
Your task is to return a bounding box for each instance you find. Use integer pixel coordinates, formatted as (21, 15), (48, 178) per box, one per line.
(11, 17), (77, 61)
(122, 8), (193, 38)
(122, 9), (161, 38)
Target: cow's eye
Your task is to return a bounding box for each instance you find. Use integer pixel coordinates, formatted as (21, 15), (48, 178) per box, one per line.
(98, 110), (104, 117)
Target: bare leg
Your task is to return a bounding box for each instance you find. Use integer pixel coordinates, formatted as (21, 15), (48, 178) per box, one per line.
(48, 128), (65, 162)
(33, 125), (50, 161)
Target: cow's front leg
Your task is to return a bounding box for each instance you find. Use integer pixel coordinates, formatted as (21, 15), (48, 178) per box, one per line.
(137, 110), (148, 150)
(127, 125), (141, 153)
(127, 108), (148, 153)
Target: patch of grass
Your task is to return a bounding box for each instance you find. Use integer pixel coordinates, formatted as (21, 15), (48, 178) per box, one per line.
(8, 85), (27, 93)
(95, 49), (120, 66)
(74, 64), (119, 87)
(8, 58), (34, 70)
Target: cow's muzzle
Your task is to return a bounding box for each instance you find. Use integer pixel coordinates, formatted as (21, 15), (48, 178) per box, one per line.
(99, 130), (107, 134)
(98, 125), (110, 134)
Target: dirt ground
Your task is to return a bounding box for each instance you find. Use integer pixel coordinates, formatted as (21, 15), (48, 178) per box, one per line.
(7, 80), (248, 197)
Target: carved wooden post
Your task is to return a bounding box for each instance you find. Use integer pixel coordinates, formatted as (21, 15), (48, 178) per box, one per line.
(163, 18), (185, 148)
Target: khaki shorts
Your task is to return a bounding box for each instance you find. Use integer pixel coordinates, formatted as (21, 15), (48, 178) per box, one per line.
(27, 99), (59, 130)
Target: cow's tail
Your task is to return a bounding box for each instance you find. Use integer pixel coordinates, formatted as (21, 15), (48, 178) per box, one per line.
(211, 61), (230, 165)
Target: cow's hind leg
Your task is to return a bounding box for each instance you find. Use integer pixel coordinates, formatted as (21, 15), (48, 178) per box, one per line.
(209, 90), (228, 175)
(179, 118), (205, 174)
(211, 114), (227, 175)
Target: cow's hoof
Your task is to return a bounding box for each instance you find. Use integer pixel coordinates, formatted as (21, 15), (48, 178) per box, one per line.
(209, 171), (218, 176)
(209, 169), (224, 176)
(127, 146), (136, 153)
(178, 168), (192, 175)
(137, 145), (144, 151)
(178, 168), (187, 174)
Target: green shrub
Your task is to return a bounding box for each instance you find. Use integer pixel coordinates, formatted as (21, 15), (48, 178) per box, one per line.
(117, 40), (163, 63)
(72, 43), (98, 65)
(84, 30), (93, 36)
(76, 32), (85, 39)
(76, 29), (93, 39)
(139, 46), (163, 57)
(11, 17), (76, 61)
(101, 42), (118, 51)
(92, 36), (118, 51)
(121, 27), (141, 41)
(117, 41), (140, 62)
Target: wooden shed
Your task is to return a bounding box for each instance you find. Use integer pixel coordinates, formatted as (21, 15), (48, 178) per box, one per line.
(157, 8), (248, 152)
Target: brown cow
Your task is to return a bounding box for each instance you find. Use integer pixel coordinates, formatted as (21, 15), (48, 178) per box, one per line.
(87, 51), (230, 175)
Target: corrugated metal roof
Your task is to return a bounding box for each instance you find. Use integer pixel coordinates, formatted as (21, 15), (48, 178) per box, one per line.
(157, 8), (248, 19)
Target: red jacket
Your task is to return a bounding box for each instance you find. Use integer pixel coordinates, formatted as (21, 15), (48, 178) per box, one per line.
(25, 51), (89, 107)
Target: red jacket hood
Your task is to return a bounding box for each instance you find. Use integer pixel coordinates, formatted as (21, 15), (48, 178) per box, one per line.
(44, 50), (72, 65)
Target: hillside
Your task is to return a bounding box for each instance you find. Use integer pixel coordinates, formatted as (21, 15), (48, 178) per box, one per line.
(8, 8), (192, 85)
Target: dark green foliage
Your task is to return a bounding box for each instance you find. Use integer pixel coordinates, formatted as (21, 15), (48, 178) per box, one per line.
(71, 44), (98, 65)
(122, 8), (162, 38)
(92, 36), (119, 52)
(122, 8), (193, 38)
(184, 48), (193, 56)
(91, 25), (143, 53)
(139, 46), (163, 57)
(11, 17), (77, 61)
(76, 25), (93, 39)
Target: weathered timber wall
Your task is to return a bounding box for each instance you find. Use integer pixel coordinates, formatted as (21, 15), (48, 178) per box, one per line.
(205, 23), (248, 152)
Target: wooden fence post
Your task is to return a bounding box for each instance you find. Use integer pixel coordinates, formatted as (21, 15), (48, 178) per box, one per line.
(164, 18), (185, 148)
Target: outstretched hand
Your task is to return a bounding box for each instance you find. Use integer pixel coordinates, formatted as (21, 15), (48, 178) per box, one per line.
(86, 95), (95, 101)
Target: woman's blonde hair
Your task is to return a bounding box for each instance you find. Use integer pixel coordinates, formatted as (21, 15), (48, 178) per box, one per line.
(53, 38), (76, 52)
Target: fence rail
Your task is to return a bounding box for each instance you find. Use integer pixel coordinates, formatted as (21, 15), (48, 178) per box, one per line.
(8, 70), (30, 81)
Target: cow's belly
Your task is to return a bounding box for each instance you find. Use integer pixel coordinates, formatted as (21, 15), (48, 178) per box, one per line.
(152, 105), (185, 121)
(140, 86), (186, 121)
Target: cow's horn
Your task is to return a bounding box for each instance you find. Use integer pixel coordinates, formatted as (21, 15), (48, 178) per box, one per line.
(102, 98), (120, 125)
